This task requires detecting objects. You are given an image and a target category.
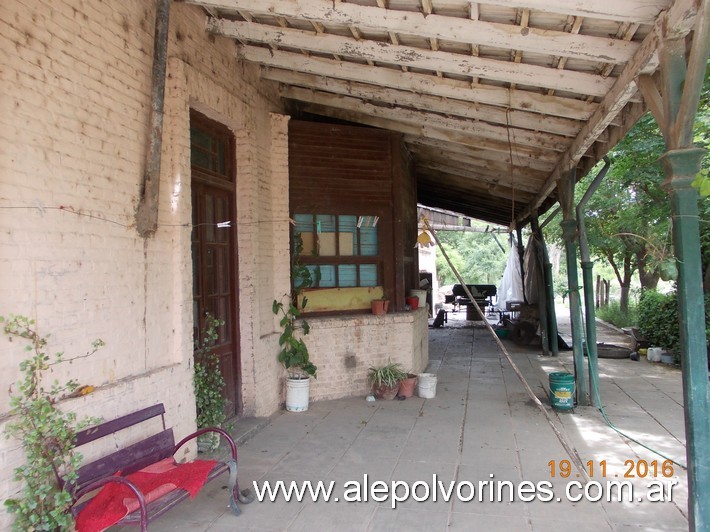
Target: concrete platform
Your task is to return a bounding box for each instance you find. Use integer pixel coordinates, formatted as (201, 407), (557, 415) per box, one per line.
(146, 316), (689, 531)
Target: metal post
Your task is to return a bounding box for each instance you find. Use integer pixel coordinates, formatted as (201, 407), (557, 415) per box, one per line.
(576, 157), (610, 408)
(660, 148), (709, 532)
(560, 219), (589, 406)
(530, 212), (557, 356)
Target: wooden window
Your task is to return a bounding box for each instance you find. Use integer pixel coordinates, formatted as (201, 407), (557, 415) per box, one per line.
(294, 214), (382, 290)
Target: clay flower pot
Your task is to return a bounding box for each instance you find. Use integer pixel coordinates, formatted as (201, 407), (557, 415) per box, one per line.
(398, 374), (417, 398)
(371, 299), (389, 315)
(373, 382), (400, 400)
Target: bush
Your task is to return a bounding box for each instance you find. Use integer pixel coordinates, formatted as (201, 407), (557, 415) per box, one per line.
(597, 301), (637, 329)
(637, 289), (710, 356)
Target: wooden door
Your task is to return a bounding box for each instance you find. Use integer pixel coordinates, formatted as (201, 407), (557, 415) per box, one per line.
(190, 111), (240, 417)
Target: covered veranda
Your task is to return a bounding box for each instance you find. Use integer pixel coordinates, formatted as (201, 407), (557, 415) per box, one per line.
(175, 0), (708, 526)
(152, 315), (690, 531)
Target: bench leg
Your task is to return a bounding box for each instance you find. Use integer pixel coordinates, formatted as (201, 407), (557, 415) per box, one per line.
(227, 459), (254, 516)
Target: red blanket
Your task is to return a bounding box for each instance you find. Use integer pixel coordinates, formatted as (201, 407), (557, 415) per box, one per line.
(76, 457), (217, 532)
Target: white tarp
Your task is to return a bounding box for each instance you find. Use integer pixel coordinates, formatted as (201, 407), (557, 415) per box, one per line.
(497, 236), (524, 311)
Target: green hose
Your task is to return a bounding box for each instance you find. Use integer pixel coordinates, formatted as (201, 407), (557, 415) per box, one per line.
(579, 305), (687, 470)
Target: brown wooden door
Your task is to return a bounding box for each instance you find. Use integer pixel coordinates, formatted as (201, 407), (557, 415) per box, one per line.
(191, 111), (240, 417)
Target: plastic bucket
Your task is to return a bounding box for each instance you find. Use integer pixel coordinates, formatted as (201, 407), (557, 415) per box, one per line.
(549, 372), (575, 410)
(406, 296), (419, 310)
(409, 290), (427, 310)
(286, 377), (310, 412)
(647, 347), (662, 362)
(417, 373), (438, 399)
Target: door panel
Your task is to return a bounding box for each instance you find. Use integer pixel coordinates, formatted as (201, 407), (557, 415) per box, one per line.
(190, 111), (240, 418)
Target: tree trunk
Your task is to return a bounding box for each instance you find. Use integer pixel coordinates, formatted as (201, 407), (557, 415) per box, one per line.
(605, 251), (635, 313)
(637, 249), (660, 289)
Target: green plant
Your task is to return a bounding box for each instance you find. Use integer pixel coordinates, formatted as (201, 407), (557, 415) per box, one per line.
(2, 315), (103, 531)
(193, 313), (227, 430)
(596, 301), (637, 329)
(367, 361), (407, 389)
(637, 289), (710, 357)
(272, 233), (317, 379)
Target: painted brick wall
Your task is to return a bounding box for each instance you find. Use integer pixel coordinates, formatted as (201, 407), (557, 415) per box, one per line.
(0, 1), (288, 527)
(303, 309), (429, 401)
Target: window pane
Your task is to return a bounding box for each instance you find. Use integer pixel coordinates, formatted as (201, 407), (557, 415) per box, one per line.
(338, 215), (358, 256)
(318, 265), (336, 288)
(360, 225), (378, 256)
(316, 215), (337, 256)
(360, 264), (378, 287)
(338, 265), (357, 287)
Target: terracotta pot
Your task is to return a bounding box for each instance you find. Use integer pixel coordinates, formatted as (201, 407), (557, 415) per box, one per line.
(398, 375), (417, 398)
(371, 299), (388, 315)
(372, 383), (399, 400)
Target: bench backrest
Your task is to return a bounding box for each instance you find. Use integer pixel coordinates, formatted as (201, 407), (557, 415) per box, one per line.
(73, 404), (175, 491)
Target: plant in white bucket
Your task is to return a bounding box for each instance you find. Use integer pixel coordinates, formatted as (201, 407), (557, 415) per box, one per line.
(272, 233), (318, 412)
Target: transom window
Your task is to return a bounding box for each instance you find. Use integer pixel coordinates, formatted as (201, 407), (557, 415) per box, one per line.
(294, 214), (381, 289)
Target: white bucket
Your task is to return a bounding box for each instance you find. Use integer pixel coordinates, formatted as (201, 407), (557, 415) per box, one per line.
(409, 289), (427, 311)
(286, 377), (310, 412)
(647, 347), (663, 362)
(417, 373), (438, 399)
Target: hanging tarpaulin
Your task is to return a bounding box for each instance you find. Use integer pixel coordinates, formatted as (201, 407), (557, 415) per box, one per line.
(497, 235), (524, 311)
(523, 233), (546, 305)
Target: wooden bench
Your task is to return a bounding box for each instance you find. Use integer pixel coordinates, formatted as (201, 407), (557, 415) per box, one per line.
(68, 404), (252, 531)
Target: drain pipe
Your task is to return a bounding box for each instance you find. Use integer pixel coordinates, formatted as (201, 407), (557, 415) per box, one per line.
(135, 0), (171, 237)
(576, 157), (611, 408)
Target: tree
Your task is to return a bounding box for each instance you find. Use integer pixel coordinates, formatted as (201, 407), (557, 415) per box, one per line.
(434, 230), (508, 287)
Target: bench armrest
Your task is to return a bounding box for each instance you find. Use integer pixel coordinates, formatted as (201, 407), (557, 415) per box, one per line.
(173, 427), (238, 461)
(73, 476), (149, 532)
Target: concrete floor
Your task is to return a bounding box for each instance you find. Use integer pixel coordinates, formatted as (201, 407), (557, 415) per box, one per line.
(148, 311), (690, 531)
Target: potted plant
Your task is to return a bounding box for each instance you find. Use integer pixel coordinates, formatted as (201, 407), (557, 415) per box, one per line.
(193, 313), (227, 451)
(273, 233), (318, 412)
(368, 361), (407, 400)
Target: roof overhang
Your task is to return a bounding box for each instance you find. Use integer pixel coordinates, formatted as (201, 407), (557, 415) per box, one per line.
(183, 0), (703, 227)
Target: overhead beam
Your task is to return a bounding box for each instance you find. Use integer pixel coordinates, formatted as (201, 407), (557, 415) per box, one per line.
(190, 0), (639, 63)
(517, 8), (666, 222)
(475, 0), (670, 24)
(417, 161), (542, 194)
(213, 19), (615, 96)
(250, 47), (597, 120)
(274, 70), (582, 137)
(404, 135), (556, 172)
(411, 146), (549, 183)
(295, 101), (561, 162)
(283, 86), (571, 151)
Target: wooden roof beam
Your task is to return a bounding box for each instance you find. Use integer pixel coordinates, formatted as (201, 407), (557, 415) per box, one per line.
(214, 19), (615, 96)
(275, 72), (581, 137)
(252, 47), (597, 120)
(193, 0), (640, 63)
(285, 87), (570, 151)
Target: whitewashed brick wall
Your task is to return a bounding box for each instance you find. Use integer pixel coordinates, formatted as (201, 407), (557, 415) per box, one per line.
(303, 309), (429, 401)
(0, 1), (286, 527)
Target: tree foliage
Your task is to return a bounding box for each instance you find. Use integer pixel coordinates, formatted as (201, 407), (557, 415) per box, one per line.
(434, 230), (508, 286)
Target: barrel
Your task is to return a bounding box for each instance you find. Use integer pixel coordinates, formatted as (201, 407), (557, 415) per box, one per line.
(549, 372), (575, 410)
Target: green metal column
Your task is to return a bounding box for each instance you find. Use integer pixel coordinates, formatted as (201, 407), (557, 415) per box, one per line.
(660, 148), (709, 532)
(579, 261), (599, 407)
(560, 219), (589, 406)
(544, 261), (559, 356)
(576, 158), (610, 408)
(531, 212), (556, 356)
